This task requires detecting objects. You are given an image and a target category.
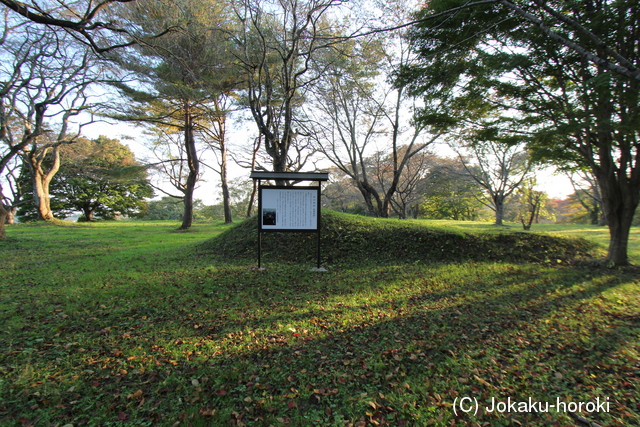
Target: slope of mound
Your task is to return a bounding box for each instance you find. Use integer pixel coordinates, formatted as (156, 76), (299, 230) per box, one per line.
(200, 211), (596, 265)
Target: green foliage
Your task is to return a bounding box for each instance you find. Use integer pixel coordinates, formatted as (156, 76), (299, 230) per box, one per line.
(145, 197), (228, 222)
(420, 159), (485, 220)
(402, 0), (640, 264)
(1, 220), (637, 426)
(145, 196), (189, 220)
(18, 137), (153, 221)
(506, 179), (554, 230)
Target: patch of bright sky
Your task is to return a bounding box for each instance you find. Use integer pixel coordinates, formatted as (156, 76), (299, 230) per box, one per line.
(82, 119), (574, 206)
(79, 0), (575, 205)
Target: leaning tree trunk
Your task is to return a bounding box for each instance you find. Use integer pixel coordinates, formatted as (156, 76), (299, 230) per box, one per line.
(356, 181), (379, 217)
(26, 146), (61, 221)
(180, 106), (199, 230)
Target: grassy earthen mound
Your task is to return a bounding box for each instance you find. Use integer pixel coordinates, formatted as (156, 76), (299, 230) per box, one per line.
(201, 210), (596, 266)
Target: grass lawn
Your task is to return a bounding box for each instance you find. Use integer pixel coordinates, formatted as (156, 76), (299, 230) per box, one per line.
(1, 216), (638, 426)
(416, 220), (640, 265)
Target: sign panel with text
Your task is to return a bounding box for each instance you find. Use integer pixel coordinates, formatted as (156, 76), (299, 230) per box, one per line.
(259, 186), (320, 232)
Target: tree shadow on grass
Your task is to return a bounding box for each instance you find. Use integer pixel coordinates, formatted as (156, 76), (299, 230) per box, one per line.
(201, 266), (636, 426)
(3, 238), (637, 426)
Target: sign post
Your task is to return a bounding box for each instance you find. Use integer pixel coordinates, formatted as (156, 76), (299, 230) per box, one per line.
(250, 171), (329, 270)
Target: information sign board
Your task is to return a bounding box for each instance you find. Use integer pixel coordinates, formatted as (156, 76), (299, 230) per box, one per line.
(259, 186), (320, 231)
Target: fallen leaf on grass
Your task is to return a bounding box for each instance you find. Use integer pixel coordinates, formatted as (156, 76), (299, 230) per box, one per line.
(474, 375), (494, 389)
(199, 408), (216, 416)
(127, 389), (143, 400)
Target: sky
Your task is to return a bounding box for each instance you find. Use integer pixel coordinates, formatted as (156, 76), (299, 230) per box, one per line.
(82, 120), (576, 207)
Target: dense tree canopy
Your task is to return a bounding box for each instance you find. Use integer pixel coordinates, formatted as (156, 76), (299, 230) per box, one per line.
(18, 136), (152, 221)
(401, 0), (640, 264)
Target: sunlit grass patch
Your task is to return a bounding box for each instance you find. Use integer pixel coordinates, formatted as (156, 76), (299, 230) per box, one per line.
(1, 217), (638, 426)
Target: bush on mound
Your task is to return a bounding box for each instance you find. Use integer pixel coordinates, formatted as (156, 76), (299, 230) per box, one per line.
(200, 211), (596, 265)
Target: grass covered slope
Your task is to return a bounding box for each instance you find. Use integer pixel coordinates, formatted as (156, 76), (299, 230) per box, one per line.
(1, 220), (638, 426)
(202, 211), (596, 265)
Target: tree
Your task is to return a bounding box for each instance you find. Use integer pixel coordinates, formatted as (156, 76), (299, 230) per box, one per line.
(321, 169), (368, 215)
(1, 153), (28, 224)
(403, 0), (640, 264)
(511, 178), (550, 230)
(566, 169), (605, 226)
(420, 156), (485, 221)
(232, 0), (346, 177)
(50, 136), (152, 221)
(0, 0), (176, 53)
(145, 196), (209, 221)
(200, 93), (236, 223)
(1, 16), (104, 235)
(453, 141), (531, 225)
(373, 147), (433, 219)
(226, 176), (257, 219)
(311, 27), (439, 217)
(310, 36), (387, 215)
(109, 0), (237, 229)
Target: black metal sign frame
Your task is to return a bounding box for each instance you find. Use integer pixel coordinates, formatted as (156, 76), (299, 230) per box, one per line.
(250, 171), (328, 270)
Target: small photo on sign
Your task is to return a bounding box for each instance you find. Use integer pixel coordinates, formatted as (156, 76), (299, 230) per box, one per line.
(263, 208), (276, 226)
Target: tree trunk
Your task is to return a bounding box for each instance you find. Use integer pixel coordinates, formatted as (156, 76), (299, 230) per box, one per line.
(27, 146), (61, 221)
(220, 142), (232, 224)
(606, 216), (632, 265)
(599, 212), (607, 227)
(589, 203), (600, 225)
(356, 181), (378, 217)
(247, 180), (257, 218)
(246, 135), (261, 218)
(213, 100), (232, 224)
(0, 206), (7, 239)
(6, 206), (16, 224)
(82, 205), (95, 221)
(596, 161), (640, 265)
(0, 184), (9, 237)
(180, 106), (199, 230)
(601, 191), (638, 265)
(493, 194), (506, 226)
(379, 197), (390, 218)
(33, 176), (55, 220)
